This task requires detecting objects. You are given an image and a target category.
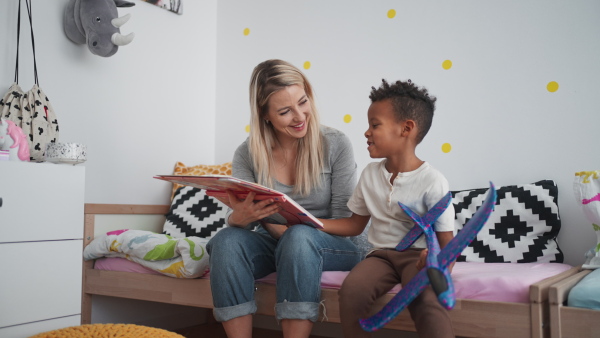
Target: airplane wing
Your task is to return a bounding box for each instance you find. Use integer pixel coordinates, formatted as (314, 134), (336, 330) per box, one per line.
(437, 183), (497, 269)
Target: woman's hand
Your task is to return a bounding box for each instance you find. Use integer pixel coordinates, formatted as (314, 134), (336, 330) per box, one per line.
(262, 222), (289, 239)
(226, 190), (282, 227)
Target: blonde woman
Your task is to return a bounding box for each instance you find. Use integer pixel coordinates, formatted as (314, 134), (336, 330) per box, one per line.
(207, 59), (362, 338)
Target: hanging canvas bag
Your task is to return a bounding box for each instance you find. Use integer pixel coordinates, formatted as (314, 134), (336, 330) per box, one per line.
(0, 0), (59, 162)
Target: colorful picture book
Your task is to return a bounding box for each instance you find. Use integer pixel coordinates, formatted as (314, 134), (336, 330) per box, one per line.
(154, 175), (323, 228)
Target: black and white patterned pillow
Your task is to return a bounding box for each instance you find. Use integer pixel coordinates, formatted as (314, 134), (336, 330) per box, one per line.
(452, 180), (564, 263)
(163, 186), (228, 239)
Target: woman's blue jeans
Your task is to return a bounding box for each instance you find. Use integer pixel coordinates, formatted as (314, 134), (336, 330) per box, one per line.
(206, 224), (362, 322)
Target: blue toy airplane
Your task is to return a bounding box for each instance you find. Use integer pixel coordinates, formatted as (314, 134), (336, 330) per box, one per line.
(359, 182), (497, 332)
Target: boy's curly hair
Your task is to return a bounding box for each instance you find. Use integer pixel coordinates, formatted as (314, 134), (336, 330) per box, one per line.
(369, 79), (436, 144)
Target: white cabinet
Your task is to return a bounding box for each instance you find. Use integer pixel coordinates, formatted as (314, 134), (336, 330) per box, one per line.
(0, 162), (85, 338)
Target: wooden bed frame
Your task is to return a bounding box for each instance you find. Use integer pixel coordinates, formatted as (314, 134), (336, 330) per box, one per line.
(82, 204), (579, 337)
(549, 269), (600, 337)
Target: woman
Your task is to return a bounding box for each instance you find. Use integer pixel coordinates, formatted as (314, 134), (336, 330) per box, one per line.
(207, 59), (362, 338)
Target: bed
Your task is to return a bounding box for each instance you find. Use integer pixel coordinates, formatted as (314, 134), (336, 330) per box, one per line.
(82, 203), (578, 338)
(549, 268), (600, 338)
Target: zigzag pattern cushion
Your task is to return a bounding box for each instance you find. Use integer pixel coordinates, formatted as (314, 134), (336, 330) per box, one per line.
(163, 186), (227, 239)
(452, 180), (564, 263)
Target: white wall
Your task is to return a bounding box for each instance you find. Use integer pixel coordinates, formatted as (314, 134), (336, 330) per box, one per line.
(1, 0), (217, 205)
(1, 0), (217, 331)
(215, 0), (600, 267)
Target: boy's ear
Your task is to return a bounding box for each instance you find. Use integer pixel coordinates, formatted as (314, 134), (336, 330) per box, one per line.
(402, 120), (416, 134)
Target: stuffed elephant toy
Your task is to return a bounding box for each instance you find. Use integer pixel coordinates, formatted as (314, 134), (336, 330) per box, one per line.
(64, 0), (135, 57)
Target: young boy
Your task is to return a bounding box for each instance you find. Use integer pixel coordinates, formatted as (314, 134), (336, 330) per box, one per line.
(320, 79), (456, 337)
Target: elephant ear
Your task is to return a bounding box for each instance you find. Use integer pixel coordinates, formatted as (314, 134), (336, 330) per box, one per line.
(114, 0), (135, 7)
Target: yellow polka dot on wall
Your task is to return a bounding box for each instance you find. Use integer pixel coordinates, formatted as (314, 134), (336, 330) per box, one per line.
(343, 114), (352, 123)
(547, 81), (559, 92)
(243, 28), (250, 36)
(441, 143), (452, 153)
(245, 125), (250, 133)
(303, 61), (311, 70)
(387, 9), (396, 19)
(442, 60), (452, 70)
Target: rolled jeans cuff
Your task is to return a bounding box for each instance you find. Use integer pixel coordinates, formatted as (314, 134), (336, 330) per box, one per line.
(213, 300), (257, 322)
(275, 301), (320, 322)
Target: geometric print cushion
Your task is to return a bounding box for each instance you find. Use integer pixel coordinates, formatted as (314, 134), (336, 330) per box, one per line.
(452, 180), (564, 263)
(163, 186), (228, 239)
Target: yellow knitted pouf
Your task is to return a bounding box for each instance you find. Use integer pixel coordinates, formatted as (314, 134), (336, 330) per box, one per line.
(29, 323), (185, 338)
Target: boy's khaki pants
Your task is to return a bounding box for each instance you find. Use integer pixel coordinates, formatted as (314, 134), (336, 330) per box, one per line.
(339, 249), (455, 338)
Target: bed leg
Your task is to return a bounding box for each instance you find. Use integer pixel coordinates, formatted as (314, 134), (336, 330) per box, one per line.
(531, 302), (545, 338)
(81, 260), (94, 324)
(550, 302), (562, 338)
(81, 291), (92, 324)
(81, 214), (95, 325)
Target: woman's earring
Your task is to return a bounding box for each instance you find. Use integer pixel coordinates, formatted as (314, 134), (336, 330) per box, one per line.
(265, 120), (270, 124)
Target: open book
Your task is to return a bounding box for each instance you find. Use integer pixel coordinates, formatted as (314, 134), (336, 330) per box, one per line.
(154, 175), (323, 228)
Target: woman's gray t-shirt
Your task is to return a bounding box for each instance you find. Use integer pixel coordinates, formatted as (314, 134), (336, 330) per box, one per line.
(227, 126), (357, 226)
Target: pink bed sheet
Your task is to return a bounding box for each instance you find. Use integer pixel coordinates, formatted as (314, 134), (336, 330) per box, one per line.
(93, 257), (572, 303)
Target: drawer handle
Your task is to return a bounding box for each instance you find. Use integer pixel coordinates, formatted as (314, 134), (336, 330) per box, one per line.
(0, 197), (2, 207)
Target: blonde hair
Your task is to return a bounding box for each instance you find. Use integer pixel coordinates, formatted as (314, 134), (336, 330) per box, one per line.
(248, 59), (324, 196)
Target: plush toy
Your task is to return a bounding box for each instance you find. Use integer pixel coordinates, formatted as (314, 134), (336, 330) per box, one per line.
(359, 183), (497, 332)
(0, 118), (30, 162)
(574, 171), (600, 269)
(64, 0), (135, 57)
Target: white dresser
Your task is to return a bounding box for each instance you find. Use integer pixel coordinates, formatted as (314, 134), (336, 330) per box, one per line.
(0, 162), (85, 338)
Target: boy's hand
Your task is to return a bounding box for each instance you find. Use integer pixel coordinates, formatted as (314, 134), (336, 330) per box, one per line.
(415, 231), (456, 271)
(416, 249), (428, 270)
(227, 190), (281, 227)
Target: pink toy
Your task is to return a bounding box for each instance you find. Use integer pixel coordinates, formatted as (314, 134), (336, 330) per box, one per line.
(0, 118), (30, 162)
(574, 170), (600, 268)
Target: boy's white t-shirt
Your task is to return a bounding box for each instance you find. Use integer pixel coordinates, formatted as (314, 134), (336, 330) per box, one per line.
(347, 160), (455, 250)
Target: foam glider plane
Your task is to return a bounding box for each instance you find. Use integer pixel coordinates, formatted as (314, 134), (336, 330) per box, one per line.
(359, 182), (497, 332)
